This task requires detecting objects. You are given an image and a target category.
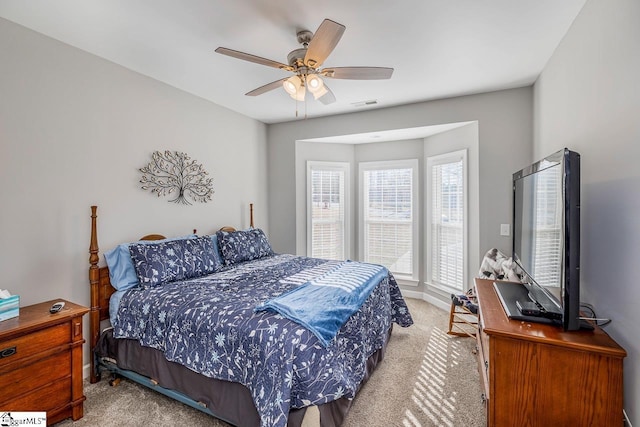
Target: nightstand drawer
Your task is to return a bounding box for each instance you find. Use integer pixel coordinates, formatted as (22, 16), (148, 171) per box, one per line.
(2, 375), (71, 412)
(0, 351), (70, 402)
(0, 323), (69, 369)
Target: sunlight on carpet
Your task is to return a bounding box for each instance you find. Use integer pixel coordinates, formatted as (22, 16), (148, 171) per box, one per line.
(55, 300), (484, 427)
(403, 326), (465, 427)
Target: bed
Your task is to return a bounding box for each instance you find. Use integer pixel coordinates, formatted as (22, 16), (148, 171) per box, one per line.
(88, 205), (413, 427)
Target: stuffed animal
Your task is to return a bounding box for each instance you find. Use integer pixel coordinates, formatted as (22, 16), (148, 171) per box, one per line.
(478, 248), (522, 282)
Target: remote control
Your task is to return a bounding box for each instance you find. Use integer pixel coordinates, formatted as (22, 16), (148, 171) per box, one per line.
(49, 301), (65, 314)
(516, 300), (540, 316)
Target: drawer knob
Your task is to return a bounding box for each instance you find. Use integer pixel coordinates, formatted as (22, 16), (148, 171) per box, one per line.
(0, 346), (16, 359)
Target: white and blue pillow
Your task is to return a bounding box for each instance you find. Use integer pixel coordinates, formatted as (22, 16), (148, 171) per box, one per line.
(104, 234), (197, 291)
(129, 236), (220, 288)
(106, 229), (272, 290)
(217, 228), (274, 266)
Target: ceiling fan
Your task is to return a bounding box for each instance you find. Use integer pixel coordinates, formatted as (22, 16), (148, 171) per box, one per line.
(215, 19), (393, 105)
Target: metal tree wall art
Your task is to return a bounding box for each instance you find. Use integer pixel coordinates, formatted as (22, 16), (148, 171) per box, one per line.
(139, 150), (214, 205)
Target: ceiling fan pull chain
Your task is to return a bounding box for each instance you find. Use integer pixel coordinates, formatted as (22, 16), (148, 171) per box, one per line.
(303, 77), (307, 119)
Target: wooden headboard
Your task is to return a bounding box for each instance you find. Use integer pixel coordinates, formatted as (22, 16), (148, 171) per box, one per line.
(88, 204), (254, 383)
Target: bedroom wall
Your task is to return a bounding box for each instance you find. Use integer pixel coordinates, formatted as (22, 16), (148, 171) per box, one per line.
(0, 17), (268, 366)
(533, 0), (639, 421)
(268, 88), (532, 296)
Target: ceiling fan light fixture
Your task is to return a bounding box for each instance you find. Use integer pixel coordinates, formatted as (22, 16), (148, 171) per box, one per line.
(292, 86), (306, 101)
(283, 75), (302, 96)
(306, 74), (324, 94)
(283, 75), (306, 101)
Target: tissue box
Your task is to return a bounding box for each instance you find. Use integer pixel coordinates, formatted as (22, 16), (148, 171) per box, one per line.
(0, 295), (19, 321)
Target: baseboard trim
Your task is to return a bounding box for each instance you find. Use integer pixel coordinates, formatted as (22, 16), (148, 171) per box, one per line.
(400, 289), (449, 312)
(422, 293), (451, 312)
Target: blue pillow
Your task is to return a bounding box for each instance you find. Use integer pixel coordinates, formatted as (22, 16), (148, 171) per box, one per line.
(104, 234), (196, 291)
(216, 228), (274, 266)
(208, 234), (224, 268)
(129, 236), (220, 288)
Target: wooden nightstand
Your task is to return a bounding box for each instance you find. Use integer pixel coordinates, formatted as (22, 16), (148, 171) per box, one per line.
(0, 299), (89, 425)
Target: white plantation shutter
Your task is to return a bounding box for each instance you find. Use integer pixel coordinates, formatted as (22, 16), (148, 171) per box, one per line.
(428, 150), (467, 291)
(360, 160), (418, 279)
(307, 162), (349, 260)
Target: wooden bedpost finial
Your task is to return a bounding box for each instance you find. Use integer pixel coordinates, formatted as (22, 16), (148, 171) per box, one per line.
(250, 203), (254, 228)
(89, 206), (99, 268)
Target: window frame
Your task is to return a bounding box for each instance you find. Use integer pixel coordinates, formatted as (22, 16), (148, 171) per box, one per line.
(358, 159), (419, 284)
(306, 161), (351, 260)
(426, 149), (468, 293)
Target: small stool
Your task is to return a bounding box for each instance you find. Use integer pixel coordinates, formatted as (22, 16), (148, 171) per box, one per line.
(447, 291), (479, 338)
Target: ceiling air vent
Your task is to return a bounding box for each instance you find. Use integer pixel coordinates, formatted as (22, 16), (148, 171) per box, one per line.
(351, 99), (378, 108)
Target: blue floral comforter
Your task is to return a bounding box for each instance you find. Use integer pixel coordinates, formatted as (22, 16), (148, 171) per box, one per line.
(112, 254), (413, 427)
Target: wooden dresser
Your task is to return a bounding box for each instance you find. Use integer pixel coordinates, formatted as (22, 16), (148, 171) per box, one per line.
(475, 278), (626, 427)
(0, 299), (89, 425)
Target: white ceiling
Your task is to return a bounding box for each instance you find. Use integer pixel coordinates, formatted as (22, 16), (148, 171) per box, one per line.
(0, 0), (586, 124)
(300, 122), (474, 144)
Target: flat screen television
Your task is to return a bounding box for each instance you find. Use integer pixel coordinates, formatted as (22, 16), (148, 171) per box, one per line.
(495, 148), (582, 330)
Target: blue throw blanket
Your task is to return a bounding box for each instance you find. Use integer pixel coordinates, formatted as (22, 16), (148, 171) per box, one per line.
(255, 261), (388, 346)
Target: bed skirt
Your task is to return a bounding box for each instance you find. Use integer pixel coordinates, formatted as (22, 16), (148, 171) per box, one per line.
(95, 326), (392, 427)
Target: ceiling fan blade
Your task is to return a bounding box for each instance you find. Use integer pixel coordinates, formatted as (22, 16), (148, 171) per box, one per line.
(322, 67), (394, 80)
(245, 78), (288, 96)
(215, 47), (292, 71)
(304, 19), (346, 68)
(317, 84), (336, 105)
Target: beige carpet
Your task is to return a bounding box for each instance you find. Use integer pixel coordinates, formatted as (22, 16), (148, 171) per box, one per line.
(56, 299), (485, 426)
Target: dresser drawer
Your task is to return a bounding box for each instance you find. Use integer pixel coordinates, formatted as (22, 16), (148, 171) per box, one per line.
(0, 351), (70, 403)
(2, 375), (71, 412)
(476, 326), (490, 403)
(0, 323), (69, 369)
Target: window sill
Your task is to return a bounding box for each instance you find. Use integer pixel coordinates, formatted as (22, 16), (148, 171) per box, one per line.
(425, 281), (463, 295)
(395, 277), (419, 287)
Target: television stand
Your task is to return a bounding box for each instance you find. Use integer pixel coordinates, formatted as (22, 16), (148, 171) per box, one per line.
(475, 278), (626, 426)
